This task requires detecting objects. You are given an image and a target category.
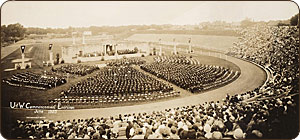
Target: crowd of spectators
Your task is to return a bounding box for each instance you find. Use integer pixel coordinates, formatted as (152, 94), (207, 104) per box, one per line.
(141, 56), (239, 93)
(107, 58), (146, 67)
(3, 72), (66, 90)
(9, 25), (299, 139)
(11, 92), (298, 139)
(228, 25), (299, 99)
(52, 64), (99, 76)
(154, 55), (199, 65)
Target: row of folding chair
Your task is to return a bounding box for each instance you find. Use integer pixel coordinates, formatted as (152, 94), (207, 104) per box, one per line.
(49, 91), (180, 105)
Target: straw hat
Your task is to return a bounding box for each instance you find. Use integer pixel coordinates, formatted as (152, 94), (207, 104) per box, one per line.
(233, 128), (244, 139)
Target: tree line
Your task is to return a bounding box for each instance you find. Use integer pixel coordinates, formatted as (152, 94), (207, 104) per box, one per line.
(290, 13), (299, 26)
(1, 23), (26, 47)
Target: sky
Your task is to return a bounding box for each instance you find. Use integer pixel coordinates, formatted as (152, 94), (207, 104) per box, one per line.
(1, 1), (299, 28)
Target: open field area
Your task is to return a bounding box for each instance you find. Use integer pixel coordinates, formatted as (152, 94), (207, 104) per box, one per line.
(127, 34), (238, 51)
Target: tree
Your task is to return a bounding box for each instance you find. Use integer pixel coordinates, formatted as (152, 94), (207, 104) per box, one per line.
(1, 23), (26, 47)
(1, 25), (6, 43)
(290, 14), (299, 26)
(277, 22), (289, 26)
(5, 23), (26, 40)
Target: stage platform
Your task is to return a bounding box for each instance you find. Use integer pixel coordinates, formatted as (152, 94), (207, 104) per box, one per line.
(64, 53), (147, 63)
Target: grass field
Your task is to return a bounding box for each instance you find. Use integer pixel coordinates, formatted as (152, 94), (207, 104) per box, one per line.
(127, 34), (238, 51)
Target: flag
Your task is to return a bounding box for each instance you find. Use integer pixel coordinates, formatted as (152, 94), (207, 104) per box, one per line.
(49, 44), (53, 50)
(20, 45), (26, 54)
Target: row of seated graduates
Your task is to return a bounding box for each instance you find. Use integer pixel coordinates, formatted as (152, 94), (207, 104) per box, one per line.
(141, 55), (239, 93)
(3, 72), (66, 89)
(52, 64), (99, 76)
(62, 66), (173, 97)
(50, 91), (180, 105)
(107, 58), (146, 67)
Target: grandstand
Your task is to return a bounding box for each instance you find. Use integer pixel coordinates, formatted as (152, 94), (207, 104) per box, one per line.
(2, 25), (299, 139)
(5, 26), (299, 139)
(1, 24), (298, 140)
(1, 7), (299, 139)
(2, 1), (300, 140)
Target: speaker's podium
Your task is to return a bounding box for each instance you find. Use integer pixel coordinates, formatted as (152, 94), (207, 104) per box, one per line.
(46, 44), (54, 66)
(14, 45), (32, 70)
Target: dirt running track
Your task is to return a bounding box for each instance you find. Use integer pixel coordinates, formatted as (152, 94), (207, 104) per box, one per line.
(3, 55), (266, 122)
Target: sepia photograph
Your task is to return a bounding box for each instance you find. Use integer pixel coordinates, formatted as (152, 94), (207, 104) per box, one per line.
(0, 1), (299, 139)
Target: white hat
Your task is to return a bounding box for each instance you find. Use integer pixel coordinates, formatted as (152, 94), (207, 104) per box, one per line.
(204, 124), (211, 133)
(205, 132), (212, 139)
(212, 131), (223, 139)
(182, 125), (188, 131)
(233, 128), (244, 139)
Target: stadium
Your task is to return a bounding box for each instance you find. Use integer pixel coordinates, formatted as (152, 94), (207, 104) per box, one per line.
(1, 1), (299, 139)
